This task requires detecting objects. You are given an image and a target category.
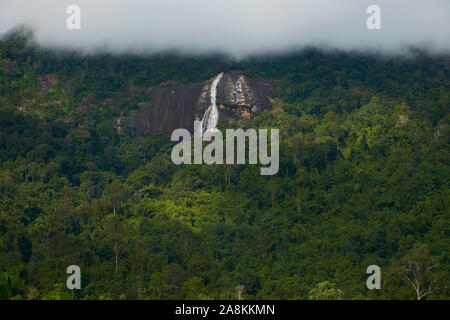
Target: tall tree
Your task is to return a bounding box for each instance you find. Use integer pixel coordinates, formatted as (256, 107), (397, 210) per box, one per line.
(105, 214), (125, 274)
(397, 244), (444, 300)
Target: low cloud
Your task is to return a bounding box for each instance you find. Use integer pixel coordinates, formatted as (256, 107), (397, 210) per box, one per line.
(1, 0), (449, 58)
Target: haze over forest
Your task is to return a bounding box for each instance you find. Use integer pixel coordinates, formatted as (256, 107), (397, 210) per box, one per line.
(1, 0), (450, 58)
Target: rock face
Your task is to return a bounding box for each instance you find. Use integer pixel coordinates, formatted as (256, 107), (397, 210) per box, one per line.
(135, 71), (272, 135)
(135, 85), (205, 135)
(215, 71), (272, 121)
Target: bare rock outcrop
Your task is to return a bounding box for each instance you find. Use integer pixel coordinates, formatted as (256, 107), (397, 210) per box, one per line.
(135, 71), (272, 135)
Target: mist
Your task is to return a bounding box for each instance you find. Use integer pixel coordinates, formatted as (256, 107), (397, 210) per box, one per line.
(1, 0), (449, 58)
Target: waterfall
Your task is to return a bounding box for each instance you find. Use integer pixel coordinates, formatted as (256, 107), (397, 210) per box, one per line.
(198, 72), (224, 134)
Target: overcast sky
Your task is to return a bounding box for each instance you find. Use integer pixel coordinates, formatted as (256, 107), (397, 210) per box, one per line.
(0, 0), (449, 57)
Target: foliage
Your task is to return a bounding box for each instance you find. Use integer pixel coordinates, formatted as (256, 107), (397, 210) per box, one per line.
(308, 281), (344, 300)
(0, 29), (448, 300)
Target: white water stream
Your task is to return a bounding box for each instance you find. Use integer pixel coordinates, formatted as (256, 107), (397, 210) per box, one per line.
(199, 72), (224, 134)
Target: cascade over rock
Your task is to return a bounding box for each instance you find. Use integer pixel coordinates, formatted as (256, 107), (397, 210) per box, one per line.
(135, 71), (272, 135)
(198, 72), (224, 134)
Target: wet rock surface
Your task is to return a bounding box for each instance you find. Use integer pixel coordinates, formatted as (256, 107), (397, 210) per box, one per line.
(135, 71), (272, 135)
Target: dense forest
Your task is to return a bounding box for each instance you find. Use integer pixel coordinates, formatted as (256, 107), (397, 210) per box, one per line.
(0, 28), (448, 300)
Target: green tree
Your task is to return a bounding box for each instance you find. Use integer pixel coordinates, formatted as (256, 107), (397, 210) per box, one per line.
(103, 180), (128, 215)
(0, 272), (12, 300)
(105, 214), (125, 274)
(308, 281), (344, 300)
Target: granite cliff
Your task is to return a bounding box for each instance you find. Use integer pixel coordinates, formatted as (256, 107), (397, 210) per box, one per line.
(135, 71), (272, 135)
